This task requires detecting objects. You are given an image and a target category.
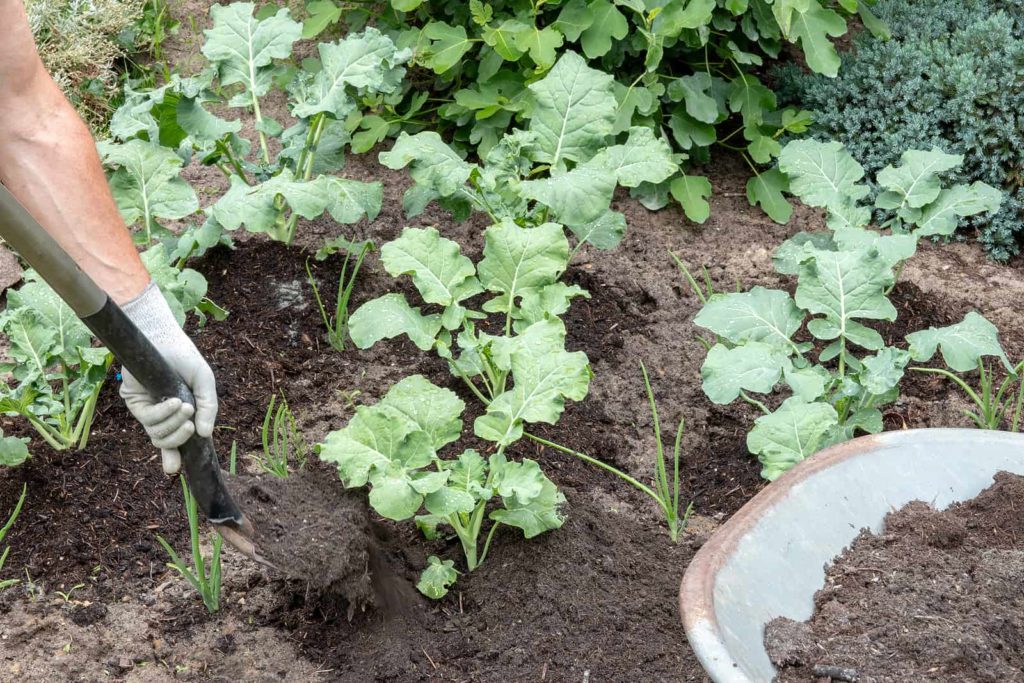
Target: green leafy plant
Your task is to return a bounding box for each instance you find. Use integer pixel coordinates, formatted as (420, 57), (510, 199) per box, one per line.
(105, 3), (407, 246)
(908, 326), (1023, 431)
(306, 238), (373, 352)
(693, 140), (1007, 479)
(0, 431), (30, 469)
(640, 362), (692, 542)
(380, 51), (677, 250)
(0, 484), (28, 591)
(319, 375), (565, 599)
(347, 223), (592, 437)
(0, 246), (221, 452)
(156, 477), (223, 613)
(0, 271), (113, 452)
(312, 0), (888, 223)
(255, 392), (308, 477)
(776, 0), (1024, 260)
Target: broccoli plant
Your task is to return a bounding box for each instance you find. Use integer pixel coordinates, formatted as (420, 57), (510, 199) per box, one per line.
(347, 224), (591, 434)
(104, 3), (407, 246)
(323, 222), (591, 594)
(694, 140), (1008, 480)
(0, 247), (220, 452)
(0, 271), (113, 452)
(379, 51), (678, 248)
(318, 375), (565, 598)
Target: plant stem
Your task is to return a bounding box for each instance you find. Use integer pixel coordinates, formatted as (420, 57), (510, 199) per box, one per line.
(251, 93), (271, 165)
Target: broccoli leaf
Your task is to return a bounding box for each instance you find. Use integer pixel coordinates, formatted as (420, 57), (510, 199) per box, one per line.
(376, 375), (465, 450)
(795, 246), (896, 350)
(99, 140), (198, 239)
(875, 148), (963, 211)
(475, 319), (590, 445)
(381, 227), (483, 306)
(526, 51), (616, 167)
(694, 287), (803, 349)
(701, 342), (792, 404)
(913, 182), (1003, 237)
(477, 221), (569, 313)
(906, 311), (1012, 373)
(379, 132), (475, 197)
(291, 28), (410, 119)
(489, 455), (566, 537)
(417, 555), (459, 599)
(777, 139), (869, 213)
(0, 433), (30, 467)
(201, 3), (302, 101)
(348, 293), (443, 351)
(748, 397), (839, 481)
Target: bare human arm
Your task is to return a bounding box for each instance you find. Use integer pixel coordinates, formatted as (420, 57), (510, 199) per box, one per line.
(0, 0), (149, 303)
(0, 0), (217, 472)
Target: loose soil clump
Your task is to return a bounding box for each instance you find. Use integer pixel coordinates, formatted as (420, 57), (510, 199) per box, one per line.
(224, 469), (399, 616)
(766, 471), (1024, 682)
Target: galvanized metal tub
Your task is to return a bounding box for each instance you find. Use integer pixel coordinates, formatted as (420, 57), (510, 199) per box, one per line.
(679, 429), (1024, 683)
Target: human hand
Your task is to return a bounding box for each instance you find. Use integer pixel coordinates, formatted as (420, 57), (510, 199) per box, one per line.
(119, 282), (218, 474)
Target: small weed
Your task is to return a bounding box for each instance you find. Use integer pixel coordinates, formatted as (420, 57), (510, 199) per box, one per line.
(640, 362), (693, 542)
(306, 240), (373, 352)
(254, 393), (307, 477)
(913, 360), (1024, 431)
(156, 477), (223, 613)
(670, 252), (717, 305)
(56, 583), (85, 603)
(0, 484), (27, 590)
(522, 363), (693, 543)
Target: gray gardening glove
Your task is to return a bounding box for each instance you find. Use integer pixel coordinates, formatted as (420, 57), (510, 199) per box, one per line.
(119, 281), (218, 474)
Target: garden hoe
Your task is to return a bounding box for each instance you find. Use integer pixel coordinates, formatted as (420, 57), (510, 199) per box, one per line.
(0, 184), (269, 567)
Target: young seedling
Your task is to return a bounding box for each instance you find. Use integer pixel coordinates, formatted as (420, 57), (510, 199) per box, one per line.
(670, 252), (717, 305)
(156, 477), (223, 613)
(0, 484), (27, 590)
(254, 392), (307, 478)
(523, 364), (693, 543)
(306, 239), (373, 352)
(319, 376), (566, 598)
(641, 362), (693, 542)
(911, 359), (1023, 430)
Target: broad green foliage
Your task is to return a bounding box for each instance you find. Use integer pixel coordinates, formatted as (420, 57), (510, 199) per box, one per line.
(776, 0), (1024, 260)
(693, 140), (1007, 480)
(338, 222), (591, 591)
(104, 4), (408, 246)
(349, 225), (590, 440)
(0, 249), (219, 453)
(0, 432), (30, 468)
(308, 0), (886, 222)
(0, 271), (113, 453)
(319, 376), (565, 597)
(380, 53), (676, 250)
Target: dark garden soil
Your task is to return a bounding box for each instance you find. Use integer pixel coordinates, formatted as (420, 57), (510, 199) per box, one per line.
(1, 1), (1024, 678)
(766, 472), (1024, 683)
(1, 152), (1022, 681)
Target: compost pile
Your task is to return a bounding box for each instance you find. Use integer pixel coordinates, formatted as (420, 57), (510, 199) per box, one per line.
(766, 471), (1024, 682)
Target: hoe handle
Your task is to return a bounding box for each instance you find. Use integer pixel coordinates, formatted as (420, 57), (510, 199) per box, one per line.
(0, 184), (242, 524)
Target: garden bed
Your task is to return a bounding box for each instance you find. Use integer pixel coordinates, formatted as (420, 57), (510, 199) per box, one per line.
(766, 471), (1024, 682)
(1, 150), (1022, 681)
(3, 1), (1024, 677)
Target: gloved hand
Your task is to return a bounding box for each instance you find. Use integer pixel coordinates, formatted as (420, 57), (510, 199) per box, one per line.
(119, 281), (217, 474)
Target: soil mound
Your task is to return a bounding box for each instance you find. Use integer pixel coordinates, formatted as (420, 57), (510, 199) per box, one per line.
(766, 471), (1024, 682)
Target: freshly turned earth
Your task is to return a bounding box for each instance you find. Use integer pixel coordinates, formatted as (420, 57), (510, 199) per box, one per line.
(766, 472), (1024, 682)
(1, 2), (1024, 679)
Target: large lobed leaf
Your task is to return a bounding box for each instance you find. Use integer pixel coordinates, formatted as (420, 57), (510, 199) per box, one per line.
(525, 51), (616, 168)
(202, 3), (302, 101)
